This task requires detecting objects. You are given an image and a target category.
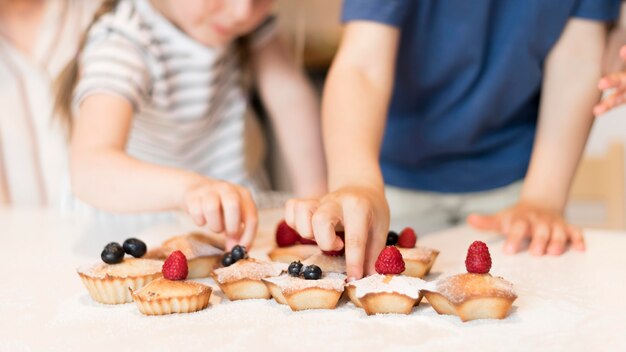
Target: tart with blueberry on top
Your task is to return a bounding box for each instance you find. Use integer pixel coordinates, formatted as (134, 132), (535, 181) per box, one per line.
(422, 241), (517, 322)
(211, 246), (286, 300)
(263, 261), (346, 311)
(131, 250), (211, 315)
(77, 239), (163, 304)
(267, 221), (321, 263)
(345, 246), (427, 315)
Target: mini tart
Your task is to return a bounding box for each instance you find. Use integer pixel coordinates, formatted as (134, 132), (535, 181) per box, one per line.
(131, 277), (211, 315)
(268, 245), (320, 263)
(346, 274), (427, 315)
(422, 273), (517, 322)
(302, 252), (346, 274)
(263, 272), (346, 310)
(146, 233), (223, 279)
(77, 258), (163, 304)
(211, 259), (285, 301)
(398, 246), (439, 278)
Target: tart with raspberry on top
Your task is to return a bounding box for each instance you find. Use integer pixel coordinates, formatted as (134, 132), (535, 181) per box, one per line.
(131, 250), (212, 315)
(268, 221), (321, 263)
(345, 246), (427, 315)
(387, 227), (439, 279)
(422, 241), (517, 322)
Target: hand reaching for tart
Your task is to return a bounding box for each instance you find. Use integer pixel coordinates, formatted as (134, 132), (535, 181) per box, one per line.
(467, 202), (585, 256)
(182, 179), (258, 250)
(284, 185), (390, 280)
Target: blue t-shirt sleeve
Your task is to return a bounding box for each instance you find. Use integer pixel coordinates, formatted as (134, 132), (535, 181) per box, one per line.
(341, 0), (413, 27)
(572, 0), (620, 21)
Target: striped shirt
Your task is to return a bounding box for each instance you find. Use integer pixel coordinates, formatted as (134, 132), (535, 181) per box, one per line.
(67, 0), (274, 225)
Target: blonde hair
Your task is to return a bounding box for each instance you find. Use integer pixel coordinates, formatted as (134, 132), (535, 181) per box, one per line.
(53, 0), (120, 133)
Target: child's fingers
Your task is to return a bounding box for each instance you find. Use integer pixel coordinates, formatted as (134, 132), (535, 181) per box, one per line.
(619, 45), (626, 60)
(593, 88), (626, 116)
(238, 188), (258, 249)
(546, 223), (567, 256)
(503, 219), (529, 254)
(311, 201), (344, 252)
(528, 219), (550, 256)
(597, 73), (626, 90)
(220, 189), (242, 238)
(187, 196), (207, 226)
(466, 213), (501, 232)
(342, 199), (372, 280)
(295, 199), (319, 239)
(202, 193), (223, 233)
(567, 225), (586, 251)
(284, 199), (297, 228)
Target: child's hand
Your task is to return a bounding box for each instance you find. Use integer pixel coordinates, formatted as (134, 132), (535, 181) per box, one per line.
(182, 179), (258, 250)
(467, 202), (585, 256)
(594, 45), (626, 116)
(285, 185), (390, 280)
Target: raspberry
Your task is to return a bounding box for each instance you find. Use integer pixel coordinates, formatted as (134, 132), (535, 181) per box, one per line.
(162, 250), (188, 280)
(398, 227), (417, 248)
(322, 231), (345, 256)
(375, 246), (405, 275)
(276, 220), (301, 247)
(465, 241), (492, 274)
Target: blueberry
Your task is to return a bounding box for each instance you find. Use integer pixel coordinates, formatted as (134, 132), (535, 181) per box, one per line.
(221, 253), (235, 267)
(302, 265), (322, 280)
(231, 245), (247, 262)
(122, 238), (147, 258)
(386, 231), (399, 246)
(101, 242), (125, 264)
(288, 261), (303, 277)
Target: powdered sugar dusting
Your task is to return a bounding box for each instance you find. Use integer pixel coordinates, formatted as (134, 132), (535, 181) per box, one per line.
(212, 259), (286, 283)
(433, 273), (517, 304)
(302, 253), (346, 273)
(263, 273), (346, 295)
(349, 274), (427, 299)
(77, 259), (163, 278)
(399, 246), (439, 262)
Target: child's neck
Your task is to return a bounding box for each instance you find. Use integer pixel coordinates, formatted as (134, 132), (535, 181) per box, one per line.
(0, 0), (47, 56)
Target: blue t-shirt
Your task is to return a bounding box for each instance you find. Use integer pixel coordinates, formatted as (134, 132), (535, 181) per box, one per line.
(342, 0), (619, 193)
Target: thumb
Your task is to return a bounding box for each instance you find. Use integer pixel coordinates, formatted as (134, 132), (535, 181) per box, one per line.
(466, 213), (501, 231)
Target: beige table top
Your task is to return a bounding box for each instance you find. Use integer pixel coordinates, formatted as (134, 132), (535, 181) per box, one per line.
(1, 207), (625, 352)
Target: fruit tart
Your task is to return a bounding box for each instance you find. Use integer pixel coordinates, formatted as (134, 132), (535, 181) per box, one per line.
(131, 251), (211, 315)
(386, 227), (439, 278)
(263, 261), (346, 310)
(345, 246), (427, 315)
(268, 221), (320, 263)
(422, 241), (517, 322)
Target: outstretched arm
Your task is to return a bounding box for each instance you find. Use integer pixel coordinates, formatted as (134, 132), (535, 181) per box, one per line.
(469, 19), (607, 256)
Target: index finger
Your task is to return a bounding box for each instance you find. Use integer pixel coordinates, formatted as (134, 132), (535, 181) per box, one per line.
(343, 203), (370, 280)
(237, 188), (258, 249)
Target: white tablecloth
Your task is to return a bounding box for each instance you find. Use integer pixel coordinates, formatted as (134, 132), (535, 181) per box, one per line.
(0, 208), (625, 352)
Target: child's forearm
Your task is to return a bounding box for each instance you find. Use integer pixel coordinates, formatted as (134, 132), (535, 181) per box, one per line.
(522, 19), (606, 212)
(254, 37), (327, 198)
(71, 149), (203, 212)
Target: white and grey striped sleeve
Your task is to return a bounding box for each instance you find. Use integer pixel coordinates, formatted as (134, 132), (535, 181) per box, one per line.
(74, 33), (152, 112)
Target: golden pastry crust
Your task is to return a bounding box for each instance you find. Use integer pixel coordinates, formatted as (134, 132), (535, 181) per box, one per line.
(77, 259), (163, 304)
(398, 246), (439, 278)
(146, 233), (224, 279)
(422, 273), (517, 322)
(268, 245), (320, 263)
(211, 259), (285, 300)
(359, 292), (418, 315)
(263, 273), (346, 310)
(345, 274), (425, 315)
(131, 277), (211, 315)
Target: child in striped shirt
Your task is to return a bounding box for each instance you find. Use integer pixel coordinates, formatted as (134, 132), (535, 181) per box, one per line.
(55, 0), (326, 248)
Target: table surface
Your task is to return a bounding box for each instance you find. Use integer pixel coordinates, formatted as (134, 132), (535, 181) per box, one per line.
(1, 207), (625, 352)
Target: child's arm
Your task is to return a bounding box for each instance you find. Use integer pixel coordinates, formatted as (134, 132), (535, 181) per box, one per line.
(71, 94), (257, 249)
(468, 19), (607, 255)
(251, 36), (327, 198)
(285, 22), (400, 280)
